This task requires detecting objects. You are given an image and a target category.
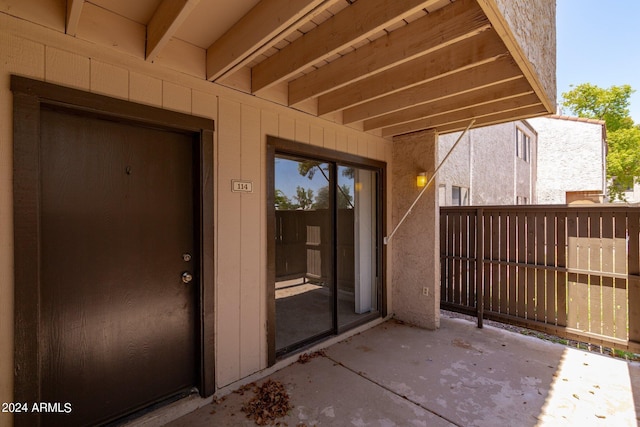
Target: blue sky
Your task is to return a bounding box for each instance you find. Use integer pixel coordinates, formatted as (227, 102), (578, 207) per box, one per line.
(556, 0), (640, 123)
(275, 157), (330, 201)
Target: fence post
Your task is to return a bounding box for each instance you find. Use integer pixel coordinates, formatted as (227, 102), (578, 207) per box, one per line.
(476, 208), (484, 328)
(628, 211), (640, 343)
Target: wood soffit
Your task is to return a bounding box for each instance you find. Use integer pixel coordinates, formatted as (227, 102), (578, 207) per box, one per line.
(29, 0), (553, 138)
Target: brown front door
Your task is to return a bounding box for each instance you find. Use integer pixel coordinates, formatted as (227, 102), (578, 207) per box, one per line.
(38, 107), (197, 426)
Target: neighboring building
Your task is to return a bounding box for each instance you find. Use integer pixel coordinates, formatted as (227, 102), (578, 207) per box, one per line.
(438, 116), (608, 206)
(0, 0), (556, 425)
(621, 182), (640, 203)
(527, 115), (607, 204)
(438, 120), (537, 206)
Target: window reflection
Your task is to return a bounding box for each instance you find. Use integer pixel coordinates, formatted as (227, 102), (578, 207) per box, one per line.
(274, 156), (379, 354)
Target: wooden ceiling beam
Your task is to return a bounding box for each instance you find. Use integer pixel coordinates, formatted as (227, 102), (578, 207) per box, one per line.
(364, 78), (533, 131)
(288, 0), (489, 105)
(342, 42), (520, 124)
(206, 0), (329, 82)
(345, 57), (523, 124)
(381, 93), (541, 137)
(318, 28), (509, 116)
(251, 0), (439, 93)
(435, 105), (550, 135)
(66, 0), (84, 36)
(146, 0), (200, 62)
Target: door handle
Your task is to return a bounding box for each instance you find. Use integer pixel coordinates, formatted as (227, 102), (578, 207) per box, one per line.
(181, 272), (193, 284)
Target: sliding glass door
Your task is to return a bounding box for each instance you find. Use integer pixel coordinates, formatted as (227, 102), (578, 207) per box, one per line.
(274, 156), (334, 352)
(270, 139), (383, 358)
(337, 165), (378, 330)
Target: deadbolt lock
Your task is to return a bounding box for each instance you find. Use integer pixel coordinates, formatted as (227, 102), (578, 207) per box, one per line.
(182, 253), (192, 262)
(181, 272), (193, 284)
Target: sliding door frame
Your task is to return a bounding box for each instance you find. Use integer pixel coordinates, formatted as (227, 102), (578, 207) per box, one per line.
(266, 136), (386, 365)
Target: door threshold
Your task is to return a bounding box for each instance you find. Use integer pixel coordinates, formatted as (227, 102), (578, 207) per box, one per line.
(120, 392), (213, 427)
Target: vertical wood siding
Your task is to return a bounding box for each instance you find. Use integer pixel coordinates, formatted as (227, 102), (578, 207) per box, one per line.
(0, 12), (392, 404)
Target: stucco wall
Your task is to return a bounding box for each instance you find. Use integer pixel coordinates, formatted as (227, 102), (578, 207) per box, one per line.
(437, 131), (471, 206)
(528, 117), (606, 204)
(391, 130), (439, 329)
(481, 0), (557, 110)
(438, 121), (537, 205)
(0, 11), (394, 413)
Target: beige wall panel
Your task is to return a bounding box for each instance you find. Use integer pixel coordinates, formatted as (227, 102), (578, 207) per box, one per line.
(129, 72), (162, 107)
(294, 97), (318, 116)
(278, 115), (295, 141)
(383, 141), (391, 161)
(162, 81), (192, 114)
(218, 66), (251, 94)
(153, 38), (206, 79)
(324, 128), (336, 151)
(295, 120), (310, 144)
(310, 125), (323, 147)
(365, 140), (376, 161)
(373, 141), (384, 161)
(239, 103), (262, 378)
(0, 32), (45, 79)
(336, 132), (348, 153)
(216, 97), (243, 387)
(357, 137), (367, 157)
(192, 90), (217, 120)
(90, 60), (129, 99)
(261, 110), (278, 141)
(77, 2), (145, 59)
(347, 135), (358, 155)
(257, 81), (287, 107)
(45, 46), (90, 90)
(0, 0), (65, 33)
(367, 140), (378, 161)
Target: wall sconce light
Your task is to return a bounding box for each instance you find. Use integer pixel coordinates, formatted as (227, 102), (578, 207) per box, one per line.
(416, 172), (427, 188)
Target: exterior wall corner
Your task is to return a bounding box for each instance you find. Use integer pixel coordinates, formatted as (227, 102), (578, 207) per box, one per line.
(391, 130), (440, 329)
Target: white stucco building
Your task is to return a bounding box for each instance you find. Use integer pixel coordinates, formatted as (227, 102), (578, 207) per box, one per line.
(438, 116), (607, 206)
(438, 120), (538, 206)
(527, 115), (607, 204)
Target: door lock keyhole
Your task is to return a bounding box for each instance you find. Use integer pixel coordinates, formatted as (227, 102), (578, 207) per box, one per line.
(181, 272), (193, 284)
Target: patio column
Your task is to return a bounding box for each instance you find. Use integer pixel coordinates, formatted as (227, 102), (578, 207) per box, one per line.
(391, 130), (439, 329)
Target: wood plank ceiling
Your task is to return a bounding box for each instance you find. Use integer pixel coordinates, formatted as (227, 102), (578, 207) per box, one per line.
(60, 0), (552, 137)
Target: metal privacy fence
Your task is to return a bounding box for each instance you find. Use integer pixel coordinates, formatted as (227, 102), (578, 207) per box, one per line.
(440, 205), (640, 353)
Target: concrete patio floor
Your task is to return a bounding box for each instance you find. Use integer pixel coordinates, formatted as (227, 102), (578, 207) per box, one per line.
(166, 314), (640, 426)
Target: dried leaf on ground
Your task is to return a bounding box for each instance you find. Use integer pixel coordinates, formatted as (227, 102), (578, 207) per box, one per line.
(241, 379), (292, 426)
(234, 382), (256, 396)
(298, 350), (326, 364)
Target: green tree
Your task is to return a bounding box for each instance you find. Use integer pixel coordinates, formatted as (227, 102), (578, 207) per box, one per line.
(274, 189), (294, 210)
(294, 186), (314, 210)
(606, 127), (640, 198)
(561, 83), (640, 200)
(298, 161), (324, 180)
(562, 83), (635, 132)
(313, 184), (354, 209)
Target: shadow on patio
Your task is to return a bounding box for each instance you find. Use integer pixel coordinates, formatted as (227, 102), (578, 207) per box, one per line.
(168, 313), (640, 426)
